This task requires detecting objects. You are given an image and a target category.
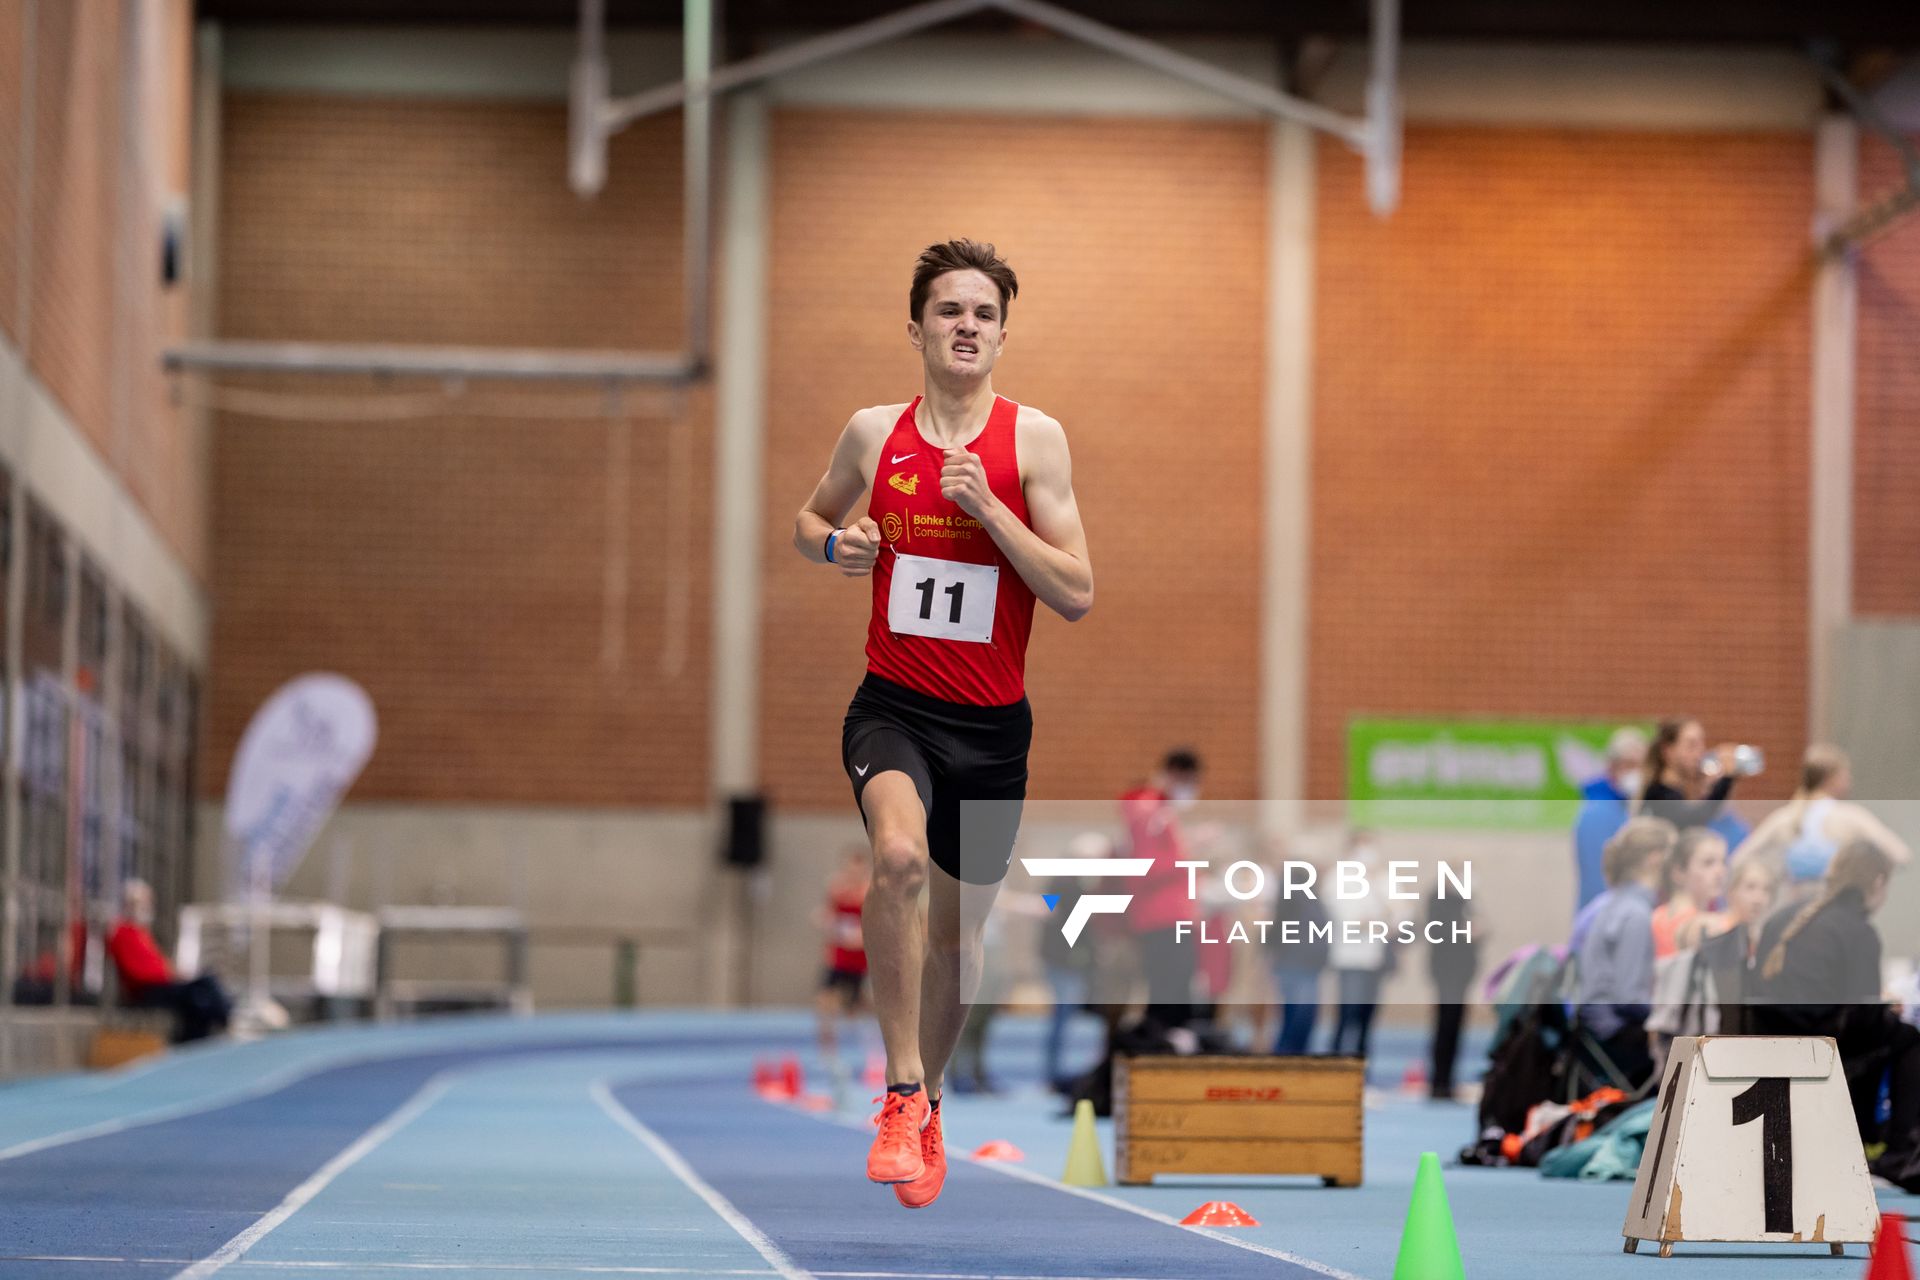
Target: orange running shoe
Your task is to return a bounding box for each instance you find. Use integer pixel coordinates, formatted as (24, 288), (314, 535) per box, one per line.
(893, 1101), (946, 1208)
(867, 1089), (928, 1184)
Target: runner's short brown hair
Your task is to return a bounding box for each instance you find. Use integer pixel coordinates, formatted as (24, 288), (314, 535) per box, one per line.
(910, 239), (1018, 324)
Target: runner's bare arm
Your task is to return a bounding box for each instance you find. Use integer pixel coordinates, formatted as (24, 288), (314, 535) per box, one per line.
(942, 409), (1092, 621)
(795, 408), (890, 576)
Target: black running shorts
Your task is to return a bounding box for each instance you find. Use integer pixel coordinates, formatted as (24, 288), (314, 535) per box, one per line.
(841, 673), (1032, 885)
(819, 966), (866, 1006)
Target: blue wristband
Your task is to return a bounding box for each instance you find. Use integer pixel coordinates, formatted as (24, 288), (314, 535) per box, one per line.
(825, 529), (840, 563)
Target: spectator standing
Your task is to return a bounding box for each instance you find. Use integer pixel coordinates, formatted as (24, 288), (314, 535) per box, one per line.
(1426, 885), (1479, 1101)
(1119, 749), (1204, 1033)
(1651, 828), (1729, 960)
(1574, 818), (1676, 1090)
(1573, 727), (1647, 911)
(1733, 745), (1912, 883)
(1639, 716), (1750, 831)
(1268, 854), (1329, 1055)
(1752, 841), (1920, 1190)
(1040, 832), (1106, 1090)
(1693, 857), (1778, 1035)
(1326, 834), (1392, 1059)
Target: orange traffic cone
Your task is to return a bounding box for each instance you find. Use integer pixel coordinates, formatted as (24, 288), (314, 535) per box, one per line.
(1868, 1214), (1914, 1280)
(1182, 1201), (1259, 1227)
(971, 1140), (1025, 1161)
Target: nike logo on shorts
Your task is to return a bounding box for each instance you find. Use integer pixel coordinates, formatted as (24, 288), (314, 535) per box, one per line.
(890, 453), (916, 464)
(855, 764), (870, 776)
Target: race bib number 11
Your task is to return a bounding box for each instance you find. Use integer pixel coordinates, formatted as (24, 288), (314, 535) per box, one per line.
(887, 552), (998, 644)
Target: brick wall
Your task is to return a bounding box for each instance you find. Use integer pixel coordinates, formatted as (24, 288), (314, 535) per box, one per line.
(1854, 132), (1920, 618)
(206, 95), (710, 804)
(0, 1), (20, 340)
(0, 0), (202, 576)
(23, 0), (120, 449)
(1310, 128), (1815, 801)
(758, 109), (1268, 811)
(208, 95), (1845, 812)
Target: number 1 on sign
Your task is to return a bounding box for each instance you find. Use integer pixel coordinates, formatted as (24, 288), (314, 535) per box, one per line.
(1731, 1077), (1794, 1235)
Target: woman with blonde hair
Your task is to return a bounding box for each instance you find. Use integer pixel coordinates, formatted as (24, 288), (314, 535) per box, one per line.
(1733, 744), (1912, 884)
(1752, 841), (1920, 1189)
(1691, 857), (1777, 1035)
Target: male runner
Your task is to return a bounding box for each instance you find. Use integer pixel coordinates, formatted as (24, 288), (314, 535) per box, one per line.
(793, 239), (1093, 1209)
(816, 845), (872, 1101)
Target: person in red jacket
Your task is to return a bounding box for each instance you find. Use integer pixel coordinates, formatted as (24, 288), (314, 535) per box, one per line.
(112, 880), (231, 1043)
(1121, 749), (1205, 1035)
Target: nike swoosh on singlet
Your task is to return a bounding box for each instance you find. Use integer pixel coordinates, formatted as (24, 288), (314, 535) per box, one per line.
(889, 453), (916, 464)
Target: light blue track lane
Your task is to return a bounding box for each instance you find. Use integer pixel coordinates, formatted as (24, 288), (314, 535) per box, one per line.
(610, 1074), (1344, 1280)
(0, 1028), (804, 1277)
(226, 1051), (783, 1279)
(0, 1013), (1912, 1279)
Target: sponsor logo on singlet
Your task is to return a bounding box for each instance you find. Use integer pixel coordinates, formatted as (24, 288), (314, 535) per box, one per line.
(912, 511), (981, 541)
(887, 472), (919, 496)
(881, 512), (906, 543)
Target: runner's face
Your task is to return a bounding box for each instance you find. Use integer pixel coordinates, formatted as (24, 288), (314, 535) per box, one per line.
(911, 270), (1004, 380)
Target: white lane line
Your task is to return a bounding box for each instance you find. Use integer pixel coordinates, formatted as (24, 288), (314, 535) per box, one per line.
(980, 1160), (1366, 1280)
(0, 1055), (351, 1164)
(171, 1073), (456, 1280)
(0, 1030), (681, 1163)
(590, 1080), (814, 1280)
(788, 1100), (1366, 1280)
(0, 1039), (473, 1165)
(4, 1257), (1297, 1278)
(6, 1261), (775, 1275)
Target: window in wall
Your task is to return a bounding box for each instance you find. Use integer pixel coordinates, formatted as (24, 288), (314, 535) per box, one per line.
(14, 504), (69, 1005)
(72, 561), (111, 999)
(0, 469), (12, 1000)
(116, 609), (155, 938)
(151, 647), (193, 949)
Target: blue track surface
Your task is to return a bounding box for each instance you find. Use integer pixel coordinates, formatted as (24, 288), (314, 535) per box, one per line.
(0, 1011), (1909, 1279)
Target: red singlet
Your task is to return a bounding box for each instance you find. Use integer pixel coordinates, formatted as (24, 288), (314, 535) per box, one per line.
(825, 884), (868, 974)
(863, 396), (1036, 706)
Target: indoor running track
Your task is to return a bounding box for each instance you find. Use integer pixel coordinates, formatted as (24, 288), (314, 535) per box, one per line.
(0, 1012), (1906, 1279)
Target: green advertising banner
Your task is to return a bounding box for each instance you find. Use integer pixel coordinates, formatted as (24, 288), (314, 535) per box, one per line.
(1347, 717), (1642, 830)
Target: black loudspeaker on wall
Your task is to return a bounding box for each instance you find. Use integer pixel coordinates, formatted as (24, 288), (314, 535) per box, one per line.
(723, 793), (768, 868)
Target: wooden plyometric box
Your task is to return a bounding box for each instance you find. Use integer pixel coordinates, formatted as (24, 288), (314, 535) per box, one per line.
(87, 1027), (167, 1070)
(1114, 1055), (1365, 1187)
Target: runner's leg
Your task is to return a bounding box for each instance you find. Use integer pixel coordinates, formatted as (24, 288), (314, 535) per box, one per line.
(919, 862), (1002, 1099)
(860, 770), (932, 1086)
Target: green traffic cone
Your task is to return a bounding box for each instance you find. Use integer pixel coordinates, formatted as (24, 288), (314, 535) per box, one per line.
(1393, 1152), (1465, 1280)
(1063, 1098), (1108, 1186)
